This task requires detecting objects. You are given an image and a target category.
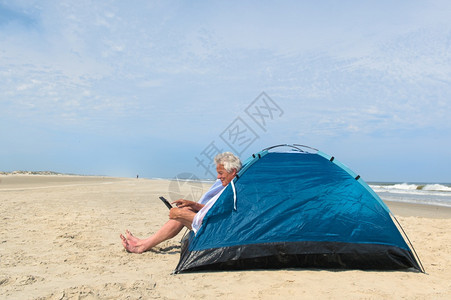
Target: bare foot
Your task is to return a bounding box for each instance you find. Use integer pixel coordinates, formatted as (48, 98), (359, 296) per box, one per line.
(125, 230), (139, 245)
(120, 232), (146, 254)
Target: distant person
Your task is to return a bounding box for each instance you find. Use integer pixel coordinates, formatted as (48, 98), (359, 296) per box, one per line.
(120, 152), (241, 253)
(136, 174), (139, 179)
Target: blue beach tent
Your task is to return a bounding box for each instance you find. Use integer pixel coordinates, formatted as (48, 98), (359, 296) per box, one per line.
(174, 145), (423, 273)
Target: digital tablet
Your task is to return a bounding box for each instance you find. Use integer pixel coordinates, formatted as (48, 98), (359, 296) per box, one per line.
(159, 196), (173, 210)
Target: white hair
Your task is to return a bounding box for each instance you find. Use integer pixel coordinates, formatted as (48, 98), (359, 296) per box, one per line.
(214, 152), (242, 173)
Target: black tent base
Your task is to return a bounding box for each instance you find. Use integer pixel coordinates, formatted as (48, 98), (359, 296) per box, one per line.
(175, 241), (422, 273)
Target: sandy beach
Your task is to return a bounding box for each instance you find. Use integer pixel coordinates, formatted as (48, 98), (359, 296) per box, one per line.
(1, 175), (450, 299)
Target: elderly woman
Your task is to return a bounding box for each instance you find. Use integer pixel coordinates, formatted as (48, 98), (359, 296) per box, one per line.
(120, 152), (241, 253)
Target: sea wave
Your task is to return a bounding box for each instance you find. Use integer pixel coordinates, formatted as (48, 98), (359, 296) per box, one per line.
(370, 183), (451, 193)
(369, 182), (451, 207)
(422, 184), (451, 192)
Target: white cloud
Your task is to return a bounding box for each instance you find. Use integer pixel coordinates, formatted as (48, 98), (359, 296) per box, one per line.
(1, 1), (450, 180)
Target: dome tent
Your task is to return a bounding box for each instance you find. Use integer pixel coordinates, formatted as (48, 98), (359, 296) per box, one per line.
(174, 145), (423, 273)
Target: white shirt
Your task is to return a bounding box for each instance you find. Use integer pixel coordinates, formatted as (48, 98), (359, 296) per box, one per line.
(191, 179), (226, 233)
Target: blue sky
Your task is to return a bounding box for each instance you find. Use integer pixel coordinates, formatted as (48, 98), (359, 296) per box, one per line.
(1, 1), (450, 182)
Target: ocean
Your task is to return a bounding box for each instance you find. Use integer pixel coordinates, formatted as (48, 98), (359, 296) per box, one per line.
(369, 182), (451, 207)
